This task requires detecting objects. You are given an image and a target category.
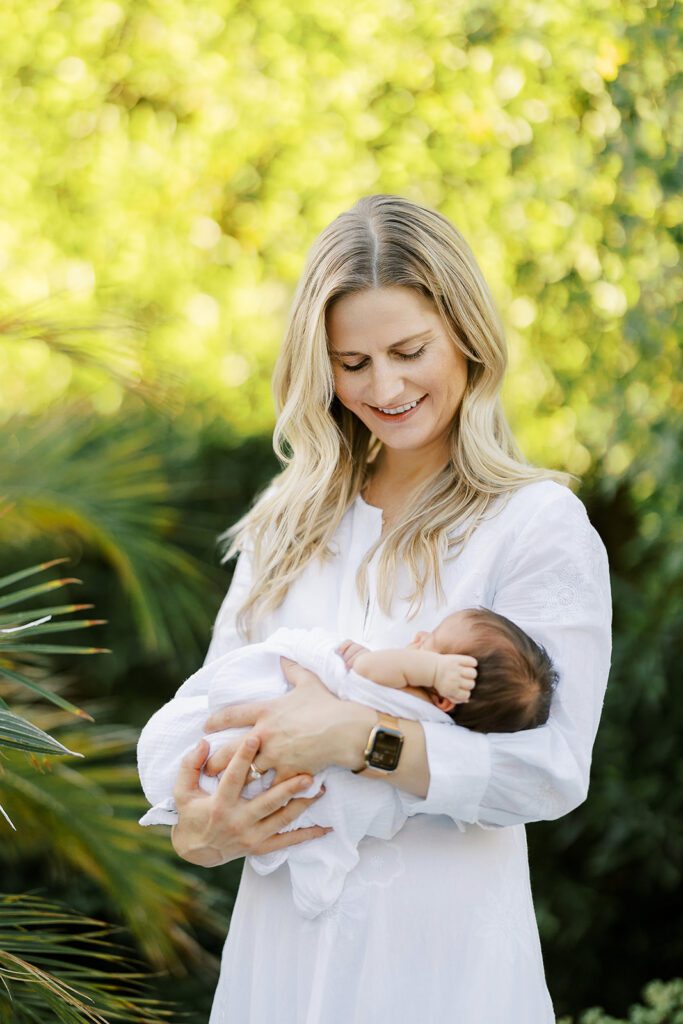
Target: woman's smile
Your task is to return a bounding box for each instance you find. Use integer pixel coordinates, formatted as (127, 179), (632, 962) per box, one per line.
(369, 394), (427, 422)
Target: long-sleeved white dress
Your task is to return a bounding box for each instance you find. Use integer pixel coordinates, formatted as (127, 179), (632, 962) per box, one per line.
(136, 480), (612, 1024)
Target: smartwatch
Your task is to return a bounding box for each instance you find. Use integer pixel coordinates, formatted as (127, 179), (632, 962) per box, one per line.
(352, 712), (404, 774)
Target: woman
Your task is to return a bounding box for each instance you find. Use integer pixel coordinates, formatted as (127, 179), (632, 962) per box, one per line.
(137, 194), (612, 1023)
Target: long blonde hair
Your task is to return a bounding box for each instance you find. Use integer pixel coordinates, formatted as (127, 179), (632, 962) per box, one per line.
(219, 194), (567, 638)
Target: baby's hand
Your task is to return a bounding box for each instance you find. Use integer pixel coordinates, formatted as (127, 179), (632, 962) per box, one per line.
(337, 639), (369, 670)
(434, 654), (478, 703)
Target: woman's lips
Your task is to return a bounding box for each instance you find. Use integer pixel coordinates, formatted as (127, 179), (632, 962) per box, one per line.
(368, 395), (427, 423)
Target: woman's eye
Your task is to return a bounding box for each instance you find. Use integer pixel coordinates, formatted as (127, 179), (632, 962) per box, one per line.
(398, 345), (426, 361)
(340, 345), (425, 372)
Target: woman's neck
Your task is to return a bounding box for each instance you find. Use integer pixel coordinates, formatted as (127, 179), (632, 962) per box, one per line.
(364, 443), (450, 515)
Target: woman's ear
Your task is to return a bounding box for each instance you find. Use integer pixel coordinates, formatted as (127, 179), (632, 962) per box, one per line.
(429, 691), (455, 713)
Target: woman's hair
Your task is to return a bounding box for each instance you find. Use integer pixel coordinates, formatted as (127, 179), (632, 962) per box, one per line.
(219, 194), (568, 639)
(445, 609), (558, 733)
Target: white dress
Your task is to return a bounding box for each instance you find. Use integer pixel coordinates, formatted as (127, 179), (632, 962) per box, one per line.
(136, 480), (612, 1024)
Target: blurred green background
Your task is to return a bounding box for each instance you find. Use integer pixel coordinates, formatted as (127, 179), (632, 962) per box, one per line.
(0, 0), (680, 1020)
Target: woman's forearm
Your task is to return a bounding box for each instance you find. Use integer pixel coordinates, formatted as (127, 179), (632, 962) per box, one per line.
(331, 700), (430, 799)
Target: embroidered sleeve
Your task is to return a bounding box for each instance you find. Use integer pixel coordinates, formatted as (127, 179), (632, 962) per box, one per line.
(400, 489), (612, 827)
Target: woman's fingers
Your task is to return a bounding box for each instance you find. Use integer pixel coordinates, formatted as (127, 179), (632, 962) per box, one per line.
(251, 784), (328, 845)
(255, 790), (326, 839)
(270, 766), (300, 787)
(204, 702), (267, 732)
(215, 732), (263, 801)
(173, 739), (209, 804)
(279, 657), (320, 688)
(252, 825), (332, 856)
(204, 739), (241, 776)
(250, 773), (315, 821)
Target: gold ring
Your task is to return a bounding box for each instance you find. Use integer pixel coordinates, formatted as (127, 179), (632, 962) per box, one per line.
(249, 761), (266, 781)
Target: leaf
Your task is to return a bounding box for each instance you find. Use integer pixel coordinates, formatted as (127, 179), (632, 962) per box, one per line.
(0, 710), (82, 758)
(0, 559), (71, 594)
(0, 892), (177, 1022)
(0, 603), (95, 627)
(0, 665), (93, 720)
(0, 578), (82, 612)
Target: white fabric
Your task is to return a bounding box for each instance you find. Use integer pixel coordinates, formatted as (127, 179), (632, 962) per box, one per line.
(139, 625), (453, 918)
(136, 481), (612, 1023)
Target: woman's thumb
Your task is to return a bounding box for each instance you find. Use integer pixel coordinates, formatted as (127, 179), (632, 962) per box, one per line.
(280, 656), (305, 686)
(173, 739), (209, 798)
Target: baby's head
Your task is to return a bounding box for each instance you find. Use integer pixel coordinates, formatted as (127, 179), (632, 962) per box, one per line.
(411, 609), (557, 733)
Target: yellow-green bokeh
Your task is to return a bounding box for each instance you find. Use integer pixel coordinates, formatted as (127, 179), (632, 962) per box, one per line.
(0, 0), (679, 476)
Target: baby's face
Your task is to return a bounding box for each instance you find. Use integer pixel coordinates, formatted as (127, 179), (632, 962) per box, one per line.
(409, 610), (474, 655)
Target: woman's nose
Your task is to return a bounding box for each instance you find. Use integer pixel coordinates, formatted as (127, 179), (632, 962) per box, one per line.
(368, 363), (404, 407)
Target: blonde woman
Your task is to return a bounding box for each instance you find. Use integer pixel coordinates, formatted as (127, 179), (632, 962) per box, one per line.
(137, 195), (612, 1023)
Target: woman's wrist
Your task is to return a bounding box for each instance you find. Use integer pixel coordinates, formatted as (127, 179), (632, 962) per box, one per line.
(331, 700), (378, 771)
(171, 822), (226, 868)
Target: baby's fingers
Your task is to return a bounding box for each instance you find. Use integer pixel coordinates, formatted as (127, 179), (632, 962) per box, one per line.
(457, 655), (478, 668)
(455, 679), (477, 701)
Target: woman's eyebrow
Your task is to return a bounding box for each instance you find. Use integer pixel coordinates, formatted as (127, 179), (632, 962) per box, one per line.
(332, 329), (433, 357)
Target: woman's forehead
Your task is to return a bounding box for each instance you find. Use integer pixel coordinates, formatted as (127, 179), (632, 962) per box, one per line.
(326, 287), (440, 350)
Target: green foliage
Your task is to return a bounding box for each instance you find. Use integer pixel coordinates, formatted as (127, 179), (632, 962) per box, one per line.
(557, 978), (683, 1023)
(0, 557), (195, 1019)
(0, 409), (228, 659)
(0, 691), (229, 973)
(528, 423), (682, 1012)
(0, 553), (106, 826)
(0, 892), (174, 1023)
(0, 0), (679, 472)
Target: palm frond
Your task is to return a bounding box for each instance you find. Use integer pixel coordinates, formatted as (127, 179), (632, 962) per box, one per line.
(0, 298), (182, 415)
(0, 667), (94, 721)
(0, 558), (70, 593)
(0, 601), (96, 627)
(0, 699), (229, 974)
(0, 892), (178, 1023)
(0, 558), (103, 719)
(0, 411), (226, 659)
(0, 709), (81, 757)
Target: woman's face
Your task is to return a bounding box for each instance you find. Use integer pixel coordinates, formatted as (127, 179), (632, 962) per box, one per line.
(327, 286), (468, 460)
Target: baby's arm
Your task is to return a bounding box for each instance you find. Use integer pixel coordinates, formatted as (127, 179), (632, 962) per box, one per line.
(338, 643), (476, 704)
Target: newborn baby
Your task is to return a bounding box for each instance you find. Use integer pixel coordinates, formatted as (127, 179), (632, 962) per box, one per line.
(338, 607), (557, 733)
(138, 608), (556, 918)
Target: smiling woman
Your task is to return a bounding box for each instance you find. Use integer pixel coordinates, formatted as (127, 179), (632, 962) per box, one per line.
(136, 194), (611, 1024)
(222, 195), (554, 635)
(327, 286), (469, 518)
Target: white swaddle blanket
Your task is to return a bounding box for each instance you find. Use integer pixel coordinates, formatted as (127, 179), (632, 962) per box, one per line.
(138, 626), (454, 918)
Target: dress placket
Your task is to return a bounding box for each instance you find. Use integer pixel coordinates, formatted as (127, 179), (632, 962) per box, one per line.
(335, 497), (383, 640)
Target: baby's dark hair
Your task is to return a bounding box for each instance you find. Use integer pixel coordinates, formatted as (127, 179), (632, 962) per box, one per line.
(447, 609), (558, 734)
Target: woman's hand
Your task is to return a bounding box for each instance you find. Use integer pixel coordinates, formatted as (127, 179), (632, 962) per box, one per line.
(171, 733), (330, 868)
(202, 658), (376, 781)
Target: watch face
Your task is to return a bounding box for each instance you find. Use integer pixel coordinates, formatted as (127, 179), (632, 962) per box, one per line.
(368, 728), (404, 771)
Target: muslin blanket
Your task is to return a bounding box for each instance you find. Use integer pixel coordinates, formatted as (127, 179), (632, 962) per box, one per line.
(138, 626), (454, 918)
